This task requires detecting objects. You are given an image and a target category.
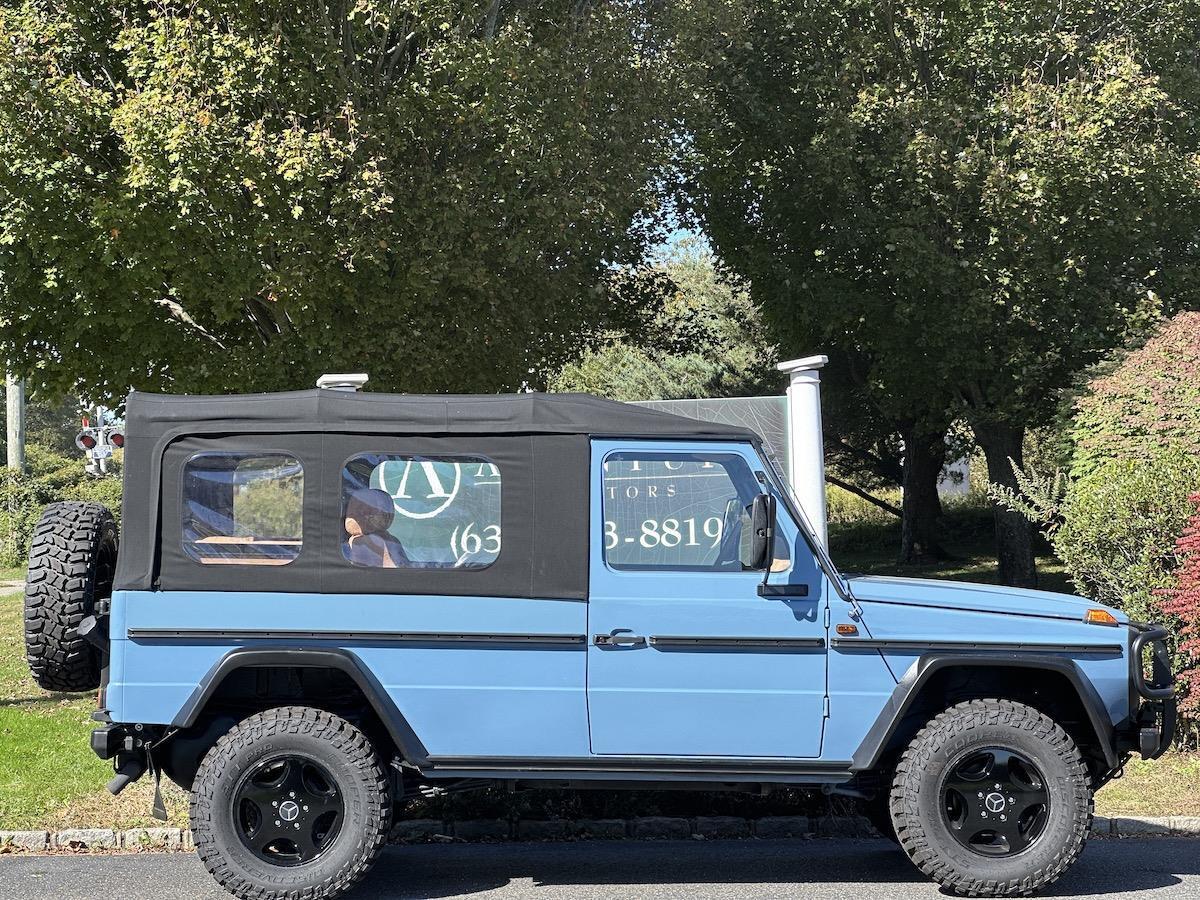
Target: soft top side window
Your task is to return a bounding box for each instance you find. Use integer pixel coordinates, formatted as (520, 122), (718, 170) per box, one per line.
(341, 454), (501, 570)
(182, 453), (303, 566)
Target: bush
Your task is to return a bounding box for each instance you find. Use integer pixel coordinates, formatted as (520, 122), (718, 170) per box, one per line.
(0, 445), (121, 567)
(1071, 312), (1200, 478)
(1159, 493), (1200, 731)
(997, 316), (1200, 738)
(1053, 449), (1200, 625)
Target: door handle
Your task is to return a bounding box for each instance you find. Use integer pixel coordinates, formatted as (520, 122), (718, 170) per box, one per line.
(594, 628), (646, 647)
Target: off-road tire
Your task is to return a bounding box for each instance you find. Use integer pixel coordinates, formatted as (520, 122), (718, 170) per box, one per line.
(24, 501), (117, 692)
(861, 792), (899, 843)
(191, 707), (391, 900)
(891, 699), (1091, 896)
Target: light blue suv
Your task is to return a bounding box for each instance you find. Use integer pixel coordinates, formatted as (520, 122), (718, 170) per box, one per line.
(24, 389), (1175, 899)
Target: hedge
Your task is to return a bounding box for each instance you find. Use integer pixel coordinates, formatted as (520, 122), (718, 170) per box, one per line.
(1056, 311), (1200, 736)
(1054, 449), (1200, 626)
(0, 445), (121, 568)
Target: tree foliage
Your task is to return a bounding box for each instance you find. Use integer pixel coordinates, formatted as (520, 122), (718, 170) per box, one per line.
(551, 239), (776, 401)
(676, 0), (1200, 416)
(672, 0), (1200, 582)
(1071, 312), (1200, 478)
(0, 0), (674, 400)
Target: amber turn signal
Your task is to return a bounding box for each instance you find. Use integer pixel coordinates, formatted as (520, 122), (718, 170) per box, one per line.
(1084, 608), (1119, 626)
(836, 623), (859, 636)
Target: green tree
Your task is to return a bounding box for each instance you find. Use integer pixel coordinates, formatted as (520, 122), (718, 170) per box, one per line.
(674, 0), (1200, 585)
(0, 0), (674, 401)
(552, 239), (776, 401)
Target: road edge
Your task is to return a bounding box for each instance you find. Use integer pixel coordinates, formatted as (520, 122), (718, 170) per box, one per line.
(1, 814), (1198, 854)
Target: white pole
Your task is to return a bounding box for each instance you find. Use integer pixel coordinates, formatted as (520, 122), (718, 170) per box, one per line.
(777, 355), (829, 549)
(5, 374), (24, 473)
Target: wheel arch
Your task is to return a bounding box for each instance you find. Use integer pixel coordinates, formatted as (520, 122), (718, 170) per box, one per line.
(851, 654), (1120, 777)
(171, 647), (429, 770)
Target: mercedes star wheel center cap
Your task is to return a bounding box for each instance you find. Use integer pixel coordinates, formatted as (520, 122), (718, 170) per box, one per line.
(985, 792), (1007, 814)
(279, 801), (300, 822)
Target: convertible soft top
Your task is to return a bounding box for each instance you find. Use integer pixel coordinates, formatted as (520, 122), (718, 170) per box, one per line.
(114, 389), (760, 599)
(123, 389), (758, 440)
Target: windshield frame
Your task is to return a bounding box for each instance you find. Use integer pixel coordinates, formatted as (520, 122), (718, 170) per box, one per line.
(753, 438), (858, 605)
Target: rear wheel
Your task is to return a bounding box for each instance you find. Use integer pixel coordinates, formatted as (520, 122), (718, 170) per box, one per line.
(860, 792), (898, 843)
(891, 699), (1091, 896)
(24, 502), (116, 692)
(191, 707), (390, 900)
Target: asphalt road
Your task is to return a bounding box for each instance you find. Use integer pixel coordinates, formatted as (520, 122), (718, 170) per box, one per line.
(1, 838), (1198, 899)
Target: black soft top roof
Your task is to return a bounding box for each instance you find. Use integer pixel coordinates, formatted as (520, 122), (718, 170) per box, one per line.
(124, 389), (759, 440)
(115, 389), (758, 596)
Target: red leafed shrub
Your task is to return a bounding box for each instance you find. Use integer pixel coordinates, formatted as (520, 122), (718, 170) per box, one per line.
(1159, 492), (1200, 720)
(1072, 312), (1200, 479)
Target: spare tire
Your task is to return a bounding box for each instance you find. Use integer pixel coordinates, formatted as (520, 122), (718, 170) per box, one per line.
(24, 501), (117, 693)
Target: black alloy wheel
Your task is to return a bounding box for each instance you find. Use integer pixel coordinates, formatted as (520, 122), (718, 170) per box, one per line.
(940, 746), (1050, 856)
(891, 699), (1092, 897)
(233, 754), (344, 866)
(191, 706), (390, 900)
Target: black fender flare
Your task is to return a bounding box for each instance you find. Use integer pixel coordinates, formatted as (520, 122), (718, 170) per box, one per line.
(850, 653), (1120, 772)
(171, 647), (430, 768)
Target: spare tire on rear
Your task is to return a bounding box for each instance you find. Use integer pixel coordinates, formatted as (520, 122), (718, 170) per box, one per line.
(24, 501), (117, 693)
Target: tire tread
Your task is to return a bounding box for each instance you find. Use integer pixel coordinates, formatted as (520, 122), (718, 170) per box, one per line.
(190, 706), (390, 900)
(24, 501), (115, 692)
(890, 698), (1092, 897)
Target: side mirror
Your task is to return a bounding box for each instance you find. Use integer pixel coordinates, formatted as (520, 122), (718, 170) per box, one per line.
(748, 493), (776, 571)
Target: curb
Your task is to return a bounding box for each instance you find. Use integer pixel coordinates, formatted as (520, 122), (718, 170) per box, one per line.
(1, 815), (1197, 853)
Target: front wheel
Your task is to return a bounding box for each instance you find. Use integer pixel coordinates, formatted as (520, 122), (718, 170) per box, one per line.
(891, 699), (1091, 896)
(191, 707), (391, 900)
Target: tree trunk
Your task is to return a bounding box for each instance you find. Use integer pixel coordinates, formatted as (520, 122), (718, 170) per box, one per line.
(898, 424), (949, 564)
(975, 422), (1038, 588)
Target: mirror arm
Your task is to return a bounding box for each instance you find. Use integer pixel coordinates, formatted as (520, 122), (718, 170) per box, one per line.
(760, 527), (773, 588)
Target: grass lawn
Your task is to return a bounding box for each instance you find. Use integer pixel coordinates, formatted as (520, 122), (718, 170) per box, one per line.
(0, 589), (187, 829)
(1096, 754), (1200, 817)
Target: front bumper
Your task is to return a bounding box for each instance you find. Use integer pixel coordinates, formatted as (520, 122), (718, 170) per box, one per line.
(1127, 622), (1177, 760)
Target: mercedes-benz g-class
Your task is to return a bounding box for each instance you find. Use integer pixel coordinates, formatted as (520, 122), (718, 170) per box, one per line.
(24, 387), (1175, 898)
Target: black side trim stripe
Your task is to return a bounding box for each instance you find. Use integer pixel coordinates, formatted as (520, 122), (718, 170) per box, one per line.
(832, 638), (1123, 654)
(127, 628), (586, 645)
(425, 754), (852, 777)
(649, 636), (825, 649)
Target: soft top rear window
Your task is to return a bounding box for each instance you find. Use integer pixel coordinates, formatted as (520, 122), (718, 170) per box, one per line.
(182, 453), (303, 566)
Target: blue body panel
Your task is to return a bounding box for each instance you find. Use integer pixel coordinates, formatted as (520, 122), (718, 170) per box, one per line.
(586, 439), (836, 758)
(851, 594), (1130, 726)
(848, 576), (1129, 625)
(823, 604), (898, 762)
(106, 436), (1133, 773)
(110, 591), (590, 758)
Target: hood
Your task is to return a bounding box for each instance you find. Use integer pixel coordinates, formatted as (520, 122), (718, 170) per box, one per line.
(845, 575), (1127, 624)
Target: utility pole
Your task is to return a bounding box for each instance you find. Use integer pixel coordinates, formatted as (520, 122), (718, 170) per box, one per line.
(5, 373), (24, 472)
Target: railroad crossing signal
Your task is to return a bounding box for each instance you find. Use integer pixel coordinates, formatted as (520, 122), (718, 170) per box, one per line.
(75, 411), (123, 476)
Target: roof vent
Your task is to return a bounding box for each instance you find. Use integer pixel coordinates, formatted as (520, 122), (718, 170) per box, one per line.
(317, 373), (369, 392)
